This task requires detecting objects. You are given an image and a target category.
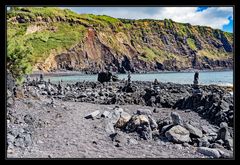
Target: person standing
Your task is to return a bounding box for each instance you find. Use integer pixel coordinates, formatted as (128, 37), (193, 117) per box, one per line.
(127, 71), (131, 85)
(40, 74), (44, 82)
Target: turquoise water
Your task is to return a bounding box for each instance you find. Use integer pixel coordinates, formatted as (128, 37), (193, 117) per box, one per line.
(40, 71), (233, 86)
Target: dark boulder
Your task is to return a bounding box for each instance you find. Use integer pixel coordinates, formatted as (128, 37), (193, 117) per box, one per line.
(122, 84), (136, 93)
(97, 72), (112, 83)
(137, 123), (152, 140)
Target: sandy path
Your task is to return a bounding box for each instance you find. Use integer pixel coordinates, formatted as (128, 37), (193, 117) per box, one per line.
(7, 97), (212, 158)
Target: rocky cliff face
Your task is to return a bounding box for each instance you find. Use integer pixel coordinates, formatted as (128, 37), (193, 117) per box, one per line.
(7, 7), (233, 73)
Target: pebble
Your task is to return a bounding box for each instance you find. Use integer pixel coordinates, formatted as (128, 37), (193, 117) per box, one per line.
(128, 138), (138, 145)
(43, 134), (48, 138)
(7, 149), (14, 154)
(37, 140), (44, 144)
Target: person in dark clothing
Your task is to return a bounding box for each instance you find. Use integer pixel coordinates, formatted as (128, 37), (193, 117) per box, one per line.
(40, 74), (44, 82)
(194, 71), (199, 82)
(192, 71), (202, 95)
(127, 71), (131, 85)
(193, 71), (199, 86)
(153, 79), (160, 92)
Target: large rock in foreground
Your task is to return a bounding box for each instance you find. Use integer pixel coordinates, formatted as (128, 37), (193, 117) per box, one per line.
(184, 123), (203, 138)
(104, 106), (123, 135)
(165, 125), (191, 143)
(115, 111), (131, 128)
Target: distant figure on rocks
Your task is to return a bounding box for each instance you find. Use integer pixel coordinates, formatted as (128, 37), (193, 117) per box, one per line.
(193, 71), (199, 86)
(48, 79), (51, 84)
(153, 79), (160, 92)
(122, 71), (135, 93)
(192, 71), (202, 95)
(57, 81), (62, 95)
(127, 71), (131, 85)
(153, 79), (159, 85)
(40, 74), (44, 82)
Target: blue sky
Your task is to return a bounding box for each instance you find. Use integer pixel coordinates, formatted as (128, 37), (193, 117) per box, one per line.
(223, 16), (233, 32)
(61, 7), (233, 33)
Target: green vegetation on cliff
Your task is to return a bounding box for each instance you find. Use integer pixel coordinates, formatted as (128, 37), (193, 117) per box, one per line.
(187, 38), (197, 51)
(7, 38), (33, 83)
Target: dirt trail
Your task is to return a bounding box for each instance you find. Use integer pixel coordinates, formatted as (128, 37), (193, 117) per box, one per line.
(7, 96), (215, 158)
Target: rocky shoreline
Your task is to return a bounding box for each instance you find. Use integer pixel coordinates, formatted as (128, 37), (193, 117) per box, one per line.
(30, 68), (233, 77)
(11, 77), (233, 126)
(6, 74), (234, 158)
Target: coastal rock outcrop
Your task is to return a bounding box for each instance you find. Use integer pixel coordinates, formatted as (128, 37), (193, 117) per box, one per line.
(20, 76), (233, 128)
(7, 7), (233, 74)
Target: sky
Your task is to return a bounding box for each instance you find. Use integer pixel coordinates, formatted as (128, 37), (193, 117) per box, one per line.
(7, 6), (233, 33)
(61, 7), (233, 33)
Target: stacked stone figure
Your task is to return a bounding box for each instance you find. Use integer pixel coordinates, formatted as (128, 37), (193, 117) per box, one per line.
(57, 81), (63, 95)
(40, 74), (44, 82)
(122, 71), (135, 93)
(192, 71), (201, 95)
(193, 71), (199, 88)
(153, 79), (160, 92)
(127, 71), (131, 85)
(46, 82), (51, 95)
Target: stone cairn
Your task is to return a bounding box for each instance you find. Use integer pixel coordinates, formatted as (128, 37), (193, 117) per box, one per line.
(192, 71), (201, 96)
(85, 107), (233, 157)
(109, 66), (119, 82)
(193, 71), (199, 86)
(39, 74), (44, 82)
(127, 71), (131, 85)
(57, 81), (63, 95)
(153, 79), (160, 93)
(122, 71), (134, 93)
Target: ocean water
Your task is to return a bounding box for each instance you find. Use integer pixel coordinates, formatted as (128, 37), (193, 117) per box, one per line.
(40, 70), (233, 86)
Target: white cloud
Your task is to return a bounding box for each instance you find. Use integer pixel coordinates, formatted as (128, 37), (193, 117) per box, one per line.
(68, 7), (233, 30)
(152, 7), (233, 29)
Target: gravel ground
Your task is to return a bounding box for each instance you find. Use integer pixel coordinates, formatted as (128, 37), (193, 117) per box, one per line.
(7, 96), (218, 158)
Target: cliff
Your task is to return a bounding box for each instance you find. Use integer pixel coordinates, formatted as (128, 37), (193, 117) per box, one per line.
(7, 7), (233, 74)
